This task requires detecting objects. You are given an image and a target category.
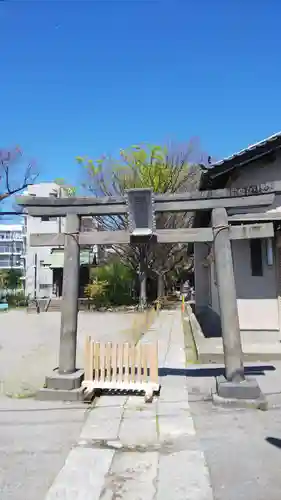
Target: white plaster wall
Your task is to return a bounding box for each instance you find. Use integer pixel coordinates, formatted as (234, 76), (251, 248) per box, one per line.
(213, 151), (281, 331)
(208, 236), (279, 331)
(232, 239), (279, 331)
(228, 150), (281, 213)
(227, 150), (281, 187)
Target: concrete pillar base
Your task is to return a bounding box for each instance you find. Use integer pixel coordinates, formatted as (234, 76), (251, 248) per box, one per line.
(36, 368), (85, 402)
(37, 387), (85, 402)
(212, 375), (268, 410)
(45, 368), (84, 390)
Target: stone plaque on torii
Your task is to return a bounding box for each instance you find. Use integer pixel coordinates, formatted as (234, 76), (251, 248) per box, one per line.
(17, 184), (277, 404)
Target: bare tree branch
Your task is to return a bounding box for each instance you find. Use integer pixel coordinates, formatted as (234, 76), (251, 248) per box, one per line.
(0, 147), (38, 204)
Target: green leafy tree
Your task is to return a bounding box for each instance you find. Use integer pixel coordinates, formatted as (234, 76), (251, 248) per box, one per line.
(91, 260), (135, 306)
(84, 279), (108, 308)
(54, 178), (76, 197)
(0, 270), (8, 290)
(77, 141), (203, 306)
(5, 269), (23, 290)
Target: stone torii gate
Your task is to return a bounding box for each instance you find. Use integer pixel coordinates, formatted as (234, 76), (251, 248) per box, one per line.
(18, 187), (275, 403)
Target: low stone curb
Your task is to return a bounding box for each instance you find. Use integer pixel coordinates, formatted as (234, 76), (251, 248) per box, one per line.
(182, 304), (200, 363)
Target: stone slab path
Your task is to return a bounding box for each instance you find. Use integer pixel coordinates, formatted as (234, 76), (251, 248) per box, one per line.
(46, 310), (213, 500)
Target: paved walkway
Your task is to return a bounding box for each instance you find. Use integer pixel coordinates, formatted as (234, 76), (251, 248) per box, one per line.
(45, 310), (213, 499)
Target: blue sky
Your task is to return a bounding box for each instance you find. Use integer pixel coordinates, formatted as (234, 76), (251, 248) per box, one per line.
(2, 0), (281, 190)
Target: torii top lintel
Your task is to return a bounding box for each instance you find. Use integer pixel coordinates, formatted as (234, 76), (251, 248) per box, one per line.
(16, 182), (280, 217)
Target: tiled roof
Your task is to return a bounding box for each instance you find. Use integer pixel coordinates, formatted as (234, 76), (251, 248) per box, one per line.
(200, 131), (281, 190)
(211, 131), (281, 169)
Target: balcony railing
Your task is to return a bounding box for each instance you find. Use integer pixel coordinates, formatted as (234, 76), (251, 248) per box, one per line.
(0, 264), (24, 269)
(0, 233), (23, 241)
(0, 248), (23, 254)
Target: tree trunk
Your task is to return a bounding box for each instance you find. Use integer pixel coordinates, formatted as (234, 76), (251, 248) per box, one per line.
(157, 274), (165, 298)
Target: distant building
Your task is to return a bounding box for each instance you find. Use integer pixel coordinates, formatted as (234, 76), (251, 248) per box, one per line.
(0, 223), (25, 271)
(24, 182), (98, 299)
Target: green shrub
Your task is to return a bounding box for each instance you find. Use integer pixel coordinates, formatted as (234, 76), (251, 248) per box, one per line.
(5, 292), (27, 308)
(88, 261), (136, 306)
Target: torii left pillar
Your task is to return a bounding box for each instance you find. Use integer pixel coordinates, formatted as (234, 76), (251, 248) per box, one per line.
(37, 213), (84, 401)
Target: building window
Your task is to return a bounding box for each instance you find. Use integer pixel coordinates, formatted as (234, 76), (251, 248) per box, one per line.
(41, 216), (57, 222)
(250, 239), (263, 276)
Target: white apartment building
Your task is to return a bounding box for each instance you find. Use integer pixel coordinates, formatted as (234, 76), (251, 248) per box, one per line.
(24, 182), (98, 299)
(0, 223), (25, 271)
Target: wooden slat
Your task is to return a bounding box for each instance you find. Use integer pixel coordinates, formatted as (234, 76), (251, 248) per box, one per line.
(136, 343), (141, 382)
(123, 343), (129, 383)
(111, 343), (118, 382)
(150, 342), (158, 383)
(84, 341), (159, 392)
(84, 336), (91, 380)
(142, 344), (148, 383)
(99, 343), (105, 383)
(89, 340), (94, 382)
(106, 343), (112, 382)
(118, 343), (124, 383)
(129, 343), (134, 383)
(94, 342), (100, 381)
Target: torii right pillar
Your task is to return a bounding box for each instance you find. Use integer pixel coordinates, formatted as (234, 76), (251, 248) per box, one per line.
(211, 208), (266, 409)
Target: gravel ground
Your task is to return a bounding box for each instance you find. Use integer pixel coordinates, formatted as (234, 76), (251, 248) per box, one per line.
(0, 310), (154, 500)
(0, 310), (151, 397)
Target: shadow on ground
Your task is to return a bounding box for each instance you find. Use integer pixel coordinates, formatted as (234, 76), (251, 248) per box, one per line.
(266, 437), (281, 449)
(159, 365), (276, 378)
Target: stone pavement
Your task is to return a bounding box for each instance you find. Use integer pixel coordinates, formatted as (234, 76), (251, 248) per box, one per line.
(0, 398), (86, 500)
(186, 360), (281, 500)
(45, 310), (213, 499)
